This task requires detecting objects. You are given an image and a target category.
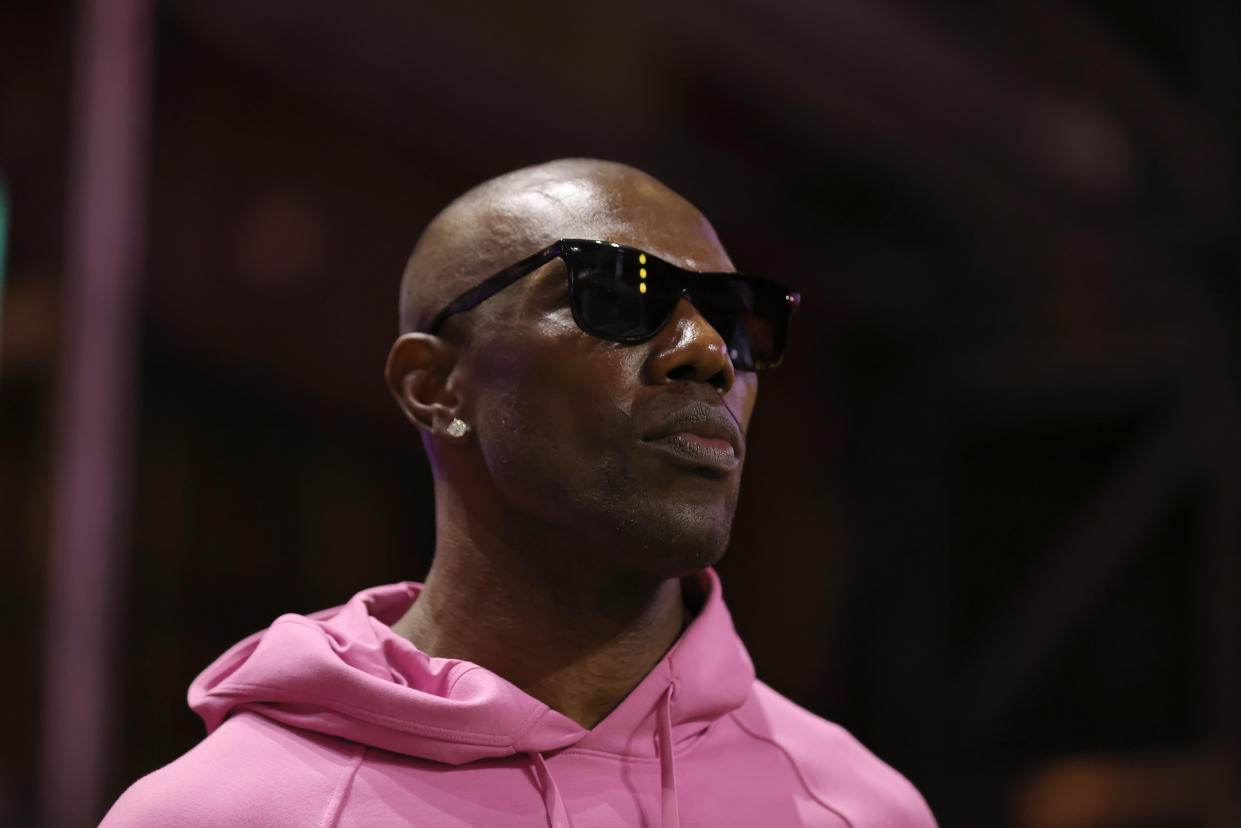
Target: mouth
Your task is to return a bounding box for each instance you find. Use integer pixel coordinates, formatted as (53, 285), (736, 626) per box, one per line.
(641, 401), (744, 473)
(643, 432), (740, 472)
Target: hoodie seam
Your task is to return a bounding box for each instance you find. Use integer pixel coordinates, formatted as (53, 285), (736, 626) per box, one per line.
(441, 665), (553, 750)
(443, 664), (551, 747)
(445, 664), (481, 696)
(317, 743), (367, 828)
(728, 710), (856, 828)
(509, 703), (569, 749)
(226, 684), (515, 746)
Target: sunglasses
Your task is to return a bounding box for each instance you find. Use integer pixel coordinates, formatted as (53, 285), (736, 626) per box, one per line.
(424, 239), (800, 371)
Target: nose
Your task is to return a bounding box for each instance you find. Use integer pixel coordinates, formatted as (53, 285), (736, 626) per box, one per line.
(646, 297), (736, 393)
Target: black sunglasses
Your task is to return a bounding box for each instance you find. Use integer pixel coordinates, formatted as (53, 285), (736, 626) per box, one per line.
(424, 239), (801, 371)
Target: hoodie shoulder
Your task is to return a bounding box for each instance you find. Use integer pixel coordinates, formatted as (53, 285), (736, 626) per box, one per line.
(731, 682), (937, 827)
(100, 712), (365, 828)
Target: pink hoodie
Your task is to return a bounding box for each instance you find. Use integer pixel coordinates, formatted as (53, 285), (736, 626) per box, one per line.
(102, 570), (936, 826)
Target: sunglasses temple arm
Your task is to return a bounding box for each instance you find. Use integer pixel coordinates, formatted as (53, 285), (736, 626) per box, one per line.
(424, 243), (563, 334)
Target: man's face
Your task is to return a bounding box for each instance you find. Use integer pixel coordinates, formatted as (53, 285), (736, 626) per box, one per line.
(446, 175), (758, 578)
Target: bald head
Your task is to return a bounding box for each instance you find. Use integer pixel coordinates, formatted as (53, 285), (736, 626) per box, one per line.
(385, 158), (759, 579)
(398, 159), (731, 335)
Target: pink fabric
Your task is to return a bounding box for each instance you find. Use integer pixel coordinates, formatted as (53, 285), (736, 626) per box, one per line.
(102, 570), (937, 826)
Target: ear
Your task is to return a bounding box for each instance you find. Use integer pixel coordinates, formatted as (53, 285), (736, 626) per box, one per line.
(385, 333), (462, 436)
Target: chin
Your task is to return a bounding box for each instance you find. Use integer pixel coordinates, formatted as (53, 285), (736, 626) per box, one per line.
(609, 500), (735, 579)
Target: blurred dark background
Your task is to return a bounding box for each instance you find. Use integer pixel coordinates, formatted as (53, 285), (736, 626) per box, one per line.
(2, 0), (1239, 825)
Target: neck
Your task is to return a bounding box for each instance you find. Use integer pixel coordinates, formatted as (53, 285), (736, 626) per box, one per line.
(390, 487), (687, 729)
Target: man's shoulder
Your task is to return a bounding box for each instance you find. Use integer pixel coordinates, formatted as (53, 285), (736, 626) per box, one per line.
(730, 681), (938, 827)
(736, 681), (882, 759)
(100, 712), (365, 827)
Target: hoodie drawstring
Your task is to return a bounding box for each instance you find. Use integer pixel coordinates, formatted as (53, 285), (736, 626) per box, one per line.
(531, 751), (572, 828)
(529, 684), (680, 828)
(656, 684), (681, 828)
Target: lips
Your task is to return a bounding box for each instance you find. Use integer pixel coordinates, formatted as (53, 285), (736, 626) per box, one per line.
(641, 400), (744, 471)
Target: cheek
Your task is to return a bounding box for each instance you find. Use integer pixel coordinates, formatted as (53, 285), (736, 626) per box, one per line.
(724, 373), (759, 432)
(465, 330), (642, 503)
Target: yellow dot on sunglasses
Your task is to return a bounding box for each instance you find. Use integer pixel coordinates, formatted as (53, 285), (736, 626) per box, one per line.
(639, 253), (646, 265)
(639, 282), (647, 294)
(639, 268), (647, 279)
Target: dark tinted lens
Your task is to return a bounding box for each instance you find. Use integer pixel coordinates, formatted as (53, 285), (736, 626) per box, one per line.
(687, 275), (790, 370)
(687, 278), (754, 367)
(562, 241), (796, 370)
(568, 244), (678, 340)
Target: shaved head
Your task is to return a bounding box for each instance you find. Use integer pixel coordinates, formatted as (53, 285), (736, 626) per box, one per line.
(386, 157), (757, 579)
(398, 159), (730, 335)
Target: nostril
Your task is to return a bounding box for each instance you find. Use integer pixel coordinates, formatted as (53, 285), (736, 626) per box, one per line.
(667, 365), (697, 382)
(664, 364), (730, 389)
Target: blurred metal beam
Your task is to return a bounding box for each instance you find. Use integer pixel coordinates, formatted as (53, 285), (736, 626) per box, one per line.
(0, 177), (8, 352)
(1007, 0), (1237, 229)
(1191, 374), (1241, 755)
(39, 0), (152, 824)
(960, 397), (1192, 748)
(167, 0), (644, 171)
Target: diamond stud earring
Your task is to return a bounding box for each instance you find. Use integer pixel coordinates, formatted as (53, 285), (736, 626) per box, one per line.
(446, 418), (470, 439)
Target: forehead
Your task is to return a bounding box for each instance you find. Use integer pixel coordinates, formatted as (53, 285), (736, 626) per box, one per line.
(488, 173), (734, 274)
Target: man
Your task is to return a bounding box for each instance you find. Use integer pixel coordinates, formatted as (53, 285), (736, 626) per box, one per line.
(103, 159), (936, 826)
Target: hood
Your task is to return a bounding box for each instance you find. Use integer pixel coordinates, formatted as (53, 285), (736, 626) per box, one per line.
(189, 568), (755, 766)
